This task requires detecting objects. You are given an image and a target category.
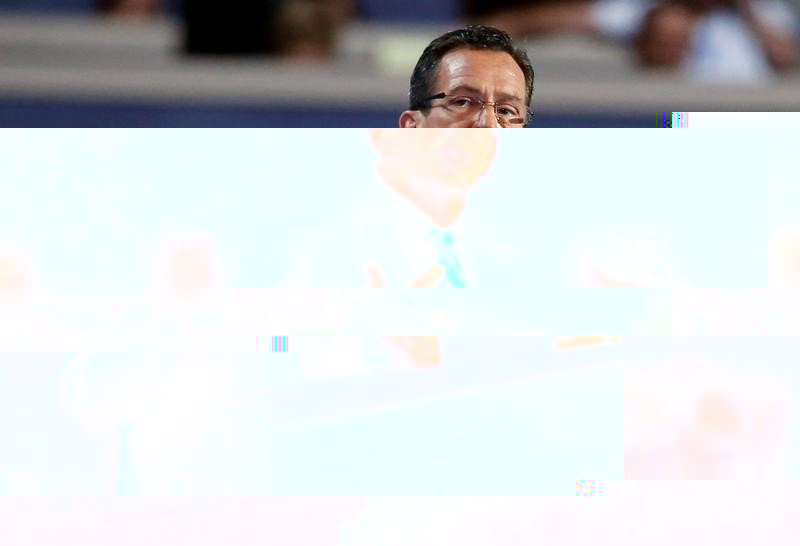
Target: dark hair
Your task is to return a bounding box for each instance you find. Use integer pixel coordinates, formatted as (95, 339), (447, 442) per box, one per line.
(409, 25), (534, 113)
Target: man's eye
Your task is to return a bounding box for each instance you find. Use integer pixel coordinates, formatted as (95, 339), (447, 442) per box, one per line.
(498, 106), (519, 117)
(450, 98), (472, 108)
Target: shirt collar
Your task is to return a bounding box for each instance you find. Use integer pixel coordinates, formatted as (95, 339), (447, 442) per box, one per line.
(371, 181), (466, 239)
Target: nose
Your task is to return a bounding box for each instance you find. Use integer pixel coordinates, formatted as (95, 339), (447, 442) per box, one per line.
(472, 103), (500, 128)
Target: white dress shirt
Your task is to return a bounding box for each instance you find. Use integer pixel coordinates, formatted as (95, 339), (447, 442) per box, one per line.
(357, 182), (470, 288)
(278, 179), (486, 379)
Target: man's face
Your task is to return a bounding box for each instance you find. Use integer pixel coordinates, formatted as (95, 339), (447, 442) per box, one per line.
(369, 128), (497, 191)
(400, 47), (528, 129)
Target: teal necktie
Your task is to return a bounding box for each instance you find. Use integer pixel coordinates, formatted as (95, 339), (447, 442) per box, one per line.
(429, 227), (469, 288)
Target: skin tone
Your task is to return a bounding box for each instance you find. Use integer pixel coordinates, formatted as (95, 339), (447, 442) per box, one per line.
(105, 0), (160, 17)
(734, 0), (799, 71)
(636, 4), (700, 68)
(0, 252), (29, 302)
(367, 264), (445, 367)
(399, 48), (529, 128)
(769, 229), (800, 286)
(157, 238), (222, 303)
(368, 128), (497, 228)
(480, 2), (595, 37)
(366, 128), (498, 366)
(277, 0), (337, 61)
(625, 363), (788, 479)
(638, 1), (798, 71)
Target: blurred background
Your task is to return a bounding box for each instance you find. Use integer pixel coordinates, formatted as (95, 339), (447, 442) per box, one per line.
(0, 0), (798, 127)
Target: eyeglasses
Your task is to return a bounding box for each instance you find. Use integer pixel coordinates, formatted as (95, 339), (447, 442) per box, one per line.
(416, 92), (533, 128)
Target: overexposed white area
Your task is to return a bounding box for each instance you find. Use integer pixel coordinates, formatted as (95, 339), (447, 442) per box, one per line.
(341, 482), (800, 546)
(0, 125), (779, 295)
(1, 123), (798, 497)
(3, 483), (797, 545)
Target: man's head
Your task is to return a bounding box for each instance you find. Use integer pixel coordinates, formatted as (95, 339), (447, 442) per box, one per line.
(401, 25), (534, 129)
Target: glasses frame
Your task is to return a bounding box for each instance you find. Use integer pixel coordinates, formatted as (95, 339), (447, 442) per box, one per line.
(415, 92), (534, 128)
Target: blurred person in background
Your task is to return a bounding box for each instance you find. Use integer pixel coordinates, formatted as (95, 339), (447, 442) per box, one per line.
(96, 0), (162, 18)
(465, 0), (594, 38)
(182, 0), (353, 60)
(55, 234), (276, 495)
(277, 0), (344, 59)
(625, 356), (793, 479)
(401, 25), (535, 128)
(637, 0), (798, 76)
(468, 0), (798, 82)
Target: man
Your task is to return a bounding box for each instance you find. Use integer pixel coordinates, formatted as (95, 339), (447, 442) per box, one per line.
(400, 25), (535, 128)
(281, 129), (501, 289)
(279, 129), (517, 375)
(363, 128), (497, 287)
(360, 129), (498, 366)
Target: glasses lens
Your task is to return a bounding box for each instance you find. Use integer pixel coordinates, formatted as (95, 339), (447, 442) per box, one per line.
(445, 97), (482, 119)
(442, 96), (529, 127)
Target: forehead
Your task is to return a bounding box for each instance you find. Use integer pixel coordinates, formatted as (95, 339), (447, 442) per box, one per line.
(433, 47), (527, 102)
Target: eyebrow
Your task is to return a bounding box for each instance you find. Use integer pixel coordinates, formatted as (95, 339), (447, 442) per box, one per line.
(448, 85), (525, 105)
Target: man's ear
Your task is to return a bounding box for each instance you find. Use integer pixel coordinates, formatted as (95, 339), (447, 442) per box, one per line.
(399, 110), (420, 128)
